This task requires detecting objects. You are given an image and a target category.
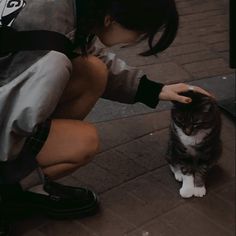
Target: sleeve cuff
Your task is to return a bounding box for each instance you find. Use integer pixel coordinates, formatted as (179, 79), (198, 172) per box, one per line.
(134, 75), (165, 109)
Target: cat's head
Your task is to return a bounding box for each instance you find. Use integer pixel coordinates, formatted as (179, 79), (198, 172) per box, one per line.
(171, 91), (219, 136)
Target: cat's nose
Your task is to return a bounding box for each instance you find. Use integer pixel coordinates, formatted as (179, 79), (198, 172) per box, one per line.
(184, 128), (192, 136)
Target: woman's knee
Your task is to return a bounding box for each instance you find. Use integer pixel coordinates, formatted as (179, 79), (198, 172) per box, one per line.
(71, 122), (100, 164)
(36, 120), (100, 167)
(80, 122), (100, 156)
(72, 55), (108, 95)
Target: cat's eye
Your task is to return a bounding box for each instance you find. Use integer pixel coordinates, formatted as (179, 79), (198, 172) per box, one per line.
(193, 121), (209, 128)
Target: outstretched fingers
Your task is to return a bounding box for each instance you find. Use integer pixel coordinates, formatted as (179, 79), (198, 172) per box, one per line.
(159, 83), (215, 104)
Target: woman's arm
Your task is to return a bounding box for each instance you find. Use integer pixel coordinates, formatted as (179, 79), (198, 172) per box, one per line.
(87, 37), (146, 104)
(87, 37), (212, 108)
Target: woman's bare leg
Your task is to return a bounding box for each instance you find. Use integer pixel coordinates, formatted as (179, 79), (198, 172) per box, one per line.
(37, 56), (108, 179)
(36, 119), (99, 179)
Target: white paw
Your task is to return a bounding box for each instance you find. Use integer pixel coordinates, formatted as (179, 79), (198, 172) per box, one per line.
(179, 186), (194, 198)
(194, 186), (206, 197)
(169, 165), (183, 182)
(175, 173), (183, 182)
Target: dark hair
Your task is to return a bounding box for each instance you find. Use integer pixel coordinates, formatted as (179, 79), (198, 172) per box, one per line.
(75, 0), (179, 56)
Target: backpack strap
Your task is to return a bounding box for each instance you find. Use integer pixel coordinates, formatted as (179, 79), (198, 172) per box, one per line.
(0, 26), (78, 58)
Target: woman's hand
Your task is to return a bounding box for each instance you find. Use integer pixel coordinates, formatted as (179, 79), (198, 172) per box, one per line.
(159, 83), (214, 104)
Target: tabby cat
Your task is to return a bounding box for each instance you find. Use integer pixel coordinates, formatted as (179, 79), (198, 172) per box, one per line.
(167, 91), (222, 198)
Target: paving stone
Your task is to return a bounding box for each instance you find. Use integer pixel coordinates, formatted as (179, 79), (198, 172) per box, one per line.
(218, 147), (235, 177)
(221, 114), (235, 139)
(151, 166), (183, 198)
(171, 50), (219, 65)
(87, 98), (172, 126)
(210, 41), (229, 52)
(115, 129), (169, 171)
(221, 123), (235, 153)
(78, 207), (135, 236)
(213, 180), (235, 205)
(162, 205), (233, 236)
(122, 174), (183, 207)
(138, 129), (169, 160)
(95, 149), (147, 183)
(86, 99), (151, 123)
(179, 1), (224, 15)
(221, 113), (235, 128)
(95, 111), (171, 152)
(200, 32), (228, 44)
(95, 122), (131, 151)
(11, 217), (48, 236)
(109, 111), (171, 139)
(181, 15), (228, 30)
(195, 24), (229, 37)
(184, 58), (234, 79)
(38, 220), (96, 236)
(165, 43), (208, 57)
(101, 187), (152, 227)
(172, 34), (200, 46)
(127, 217), (190, 236)
(207, 166), (234, 193)
(219, 51), (230, 63)
(101, 174), (183, 227)
(221, 113), (236, 148)
(71, 163), (122, 194)
(180, 10), (226, 23)
(188, 194), (235, 233)
(140, 62), (191, 84)
(190, 74), (235, 101)
(205, 146), (235, 192)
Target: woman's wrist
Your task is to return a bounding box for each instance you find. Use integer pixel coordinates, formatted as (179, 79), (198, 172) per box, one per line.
(135, 75), (164, 108)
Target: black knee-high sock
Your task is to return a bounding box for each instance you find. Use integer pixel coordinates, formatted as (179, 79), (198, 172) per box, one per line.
(19, 168), (45, 191)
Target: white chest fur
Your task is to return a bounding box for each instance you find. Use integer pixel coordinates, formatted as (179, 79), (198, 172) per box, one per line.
(175, 124), (211, 146)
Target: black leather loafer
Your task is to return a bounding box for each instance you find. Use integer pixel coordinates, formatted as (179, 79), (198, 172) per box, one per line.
(1, 182), (99, 220)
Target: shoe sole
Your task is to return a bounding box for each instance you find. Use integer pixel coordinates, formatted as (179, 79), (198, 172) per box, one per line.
(46, 199), (99, 219)
(2, 194), (99, 220)
(44, 194), (99, 219)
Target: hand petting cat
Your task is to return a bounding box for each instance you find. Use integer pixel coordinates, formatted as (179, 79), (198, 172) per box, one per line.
(159, 83), (214, 104)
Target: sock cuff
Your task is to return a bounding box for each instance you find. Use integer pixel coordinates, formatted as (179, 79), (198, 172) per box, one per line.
(19, 168), (46, 191)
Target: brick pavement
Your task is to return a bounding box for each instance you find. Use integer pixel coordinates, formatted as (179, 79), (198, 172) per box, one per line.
(12, 111), (235, 236)
(11, 0), (235, 235)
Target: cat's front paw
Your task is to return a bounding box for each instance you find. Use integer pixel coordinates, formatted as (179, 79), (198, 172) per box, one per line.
(169, 165), (183, 182)
(194, 186), (206, 197)
(179, 186), (194, 198)
(175, 172), (183, 182)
